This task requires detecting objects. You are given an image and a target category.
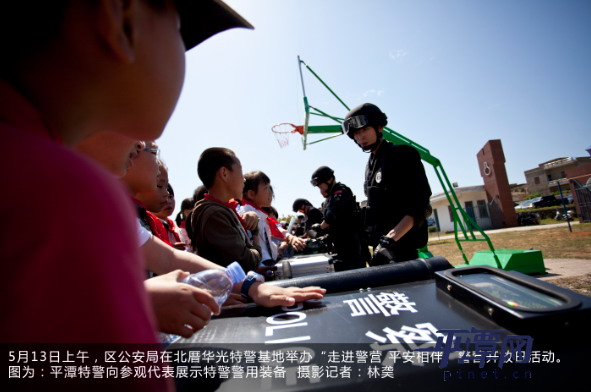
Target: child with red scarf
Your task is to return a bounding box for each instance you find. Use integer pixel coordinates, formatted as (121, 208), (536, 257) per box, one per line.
(154, 183), (187, 250)
(189, 148), (262, 272)
(238, 171), (306, 263)
(122, 142), (175, 249)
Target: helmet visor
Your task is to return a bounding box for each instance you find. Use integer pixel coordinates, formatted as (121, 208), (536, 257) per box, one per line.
(310, 178), (320, 187)
(342, 115), (369, 134)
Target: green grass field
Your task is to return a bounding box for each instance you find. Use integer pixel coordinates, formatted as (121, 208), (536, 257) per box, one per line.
(428, 223), (590, 265)
(427, 223), (591, 296)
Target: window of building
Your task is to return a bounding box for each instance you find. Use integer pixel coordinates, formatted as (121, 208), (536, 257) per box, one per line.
(547, 174), (552, 181)
(448, 205), (453, 222)
(465, 201), (476, 221)
(534, 177), (540, 185)
(477, 200), (489, 218)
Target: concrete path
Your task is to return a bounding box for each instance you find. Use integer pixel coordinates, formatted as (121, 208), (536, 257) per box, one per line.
(536, 258), (591, 281)
(430, 221), (580, 241)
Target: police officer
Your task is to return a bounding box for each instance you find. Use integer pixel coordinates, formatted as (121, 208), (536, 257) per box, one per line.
(291, 198), (324, 235)
(311, 166), (368, 271)
(342, 103), (432, 264)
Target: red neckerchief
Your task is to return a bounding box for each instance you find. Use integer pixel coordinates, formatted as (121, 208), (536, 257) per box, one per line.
(267, 215), (286, 240)
(204, 194), (248, 232)
(132, 198), (172, 246)
(241, 199), (286, 240)
(165, 218), (182, 243)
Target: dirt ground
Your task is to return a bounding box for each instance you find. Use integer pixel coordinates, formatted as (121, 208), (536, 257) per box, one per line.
(535, 257), (591, 296)
(428, 222), (591, 297)
(542, 273), (591, 297)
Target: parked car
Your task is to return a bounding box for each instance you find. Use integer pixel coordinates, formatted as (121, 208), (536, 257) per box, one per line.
(515, 197), (540, 210)
(515, 196), (562, 210)
(561, 194), (574, 204)
(533, 195), (561, 208)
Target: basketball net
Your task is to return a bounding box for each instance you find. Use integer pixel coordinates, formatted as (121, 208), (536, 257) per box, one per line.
(271, 123), (304, 148)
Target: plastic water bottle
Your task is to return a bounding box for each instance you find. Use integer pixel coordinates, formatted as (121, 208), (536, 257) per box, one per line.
(161, 262), (246, 345)
(182, 262), (245, 304)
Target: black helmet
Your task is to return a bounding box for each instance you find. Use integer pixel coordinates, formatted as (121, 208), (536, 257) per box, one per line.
(292, 198), (312, 212)
(342, 103), (388, 139)
(310, 166), (334, 186)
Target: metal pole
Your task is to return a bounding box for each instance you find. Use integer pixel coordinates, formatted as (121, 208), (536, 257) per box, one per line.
(297, 55), (307, 98)
(299, 58), (350, 111)
(297, 56), (310, 149)
(557, 182), (572, 232)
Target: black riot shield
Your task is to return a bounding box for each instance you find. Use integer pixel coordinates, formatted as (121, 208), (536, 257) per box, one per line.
(170, 258), (590, 392)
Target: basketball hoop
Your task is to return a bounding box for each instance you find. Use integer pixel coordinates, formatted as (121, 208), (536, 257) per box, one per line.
(271, 123), (304, 148)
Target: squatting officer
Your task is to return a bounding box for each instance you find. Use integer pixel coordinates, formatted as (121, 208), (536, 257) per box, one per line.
(311, 166), (369, 271)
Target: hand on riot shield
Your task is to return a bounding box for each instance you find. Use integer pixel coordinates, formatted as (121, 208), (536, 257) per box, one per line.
(370, 236), (398, 266)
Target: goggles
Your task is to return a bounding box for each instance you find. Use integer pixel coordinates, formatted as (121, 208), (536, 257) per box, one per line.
(310, 178), (320, 187)
(342, 115), (370, 134)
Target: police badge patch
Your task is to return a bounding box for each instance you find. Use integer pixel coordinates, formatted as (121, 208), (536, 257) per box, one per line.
(375, 170), (382, 184)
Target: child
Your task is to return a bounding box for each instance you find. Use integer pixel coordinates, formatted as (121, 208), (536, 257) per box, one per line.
(239, 172), (306, 264)
(239, 171), (276, 262)
(155, 183), (186, 250)
(1, 0), (252, 357)
(137, 160), (170, 220)
(122, 143), (176, 247)
(189, 148), (262, 271)
(176, 197), (195, 229)
(175, 197), (195, 249)
(263, 206), (296, 258)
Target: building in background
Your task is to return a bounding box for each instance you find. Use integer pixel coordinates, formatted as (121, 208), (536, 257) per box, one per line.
(430, 140), (516, 233)
(477, 140), (518, 229)
(428, 145), (591, 233)
(524, 156), (591, 195)
(563, 163), (591, 223)
(510, 183), (528, 203)
(430, 185), (492, 233)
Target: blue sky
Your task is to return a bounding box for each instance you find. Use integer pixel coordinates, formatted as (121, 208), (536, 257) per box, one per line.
(157, 0), (591, 219)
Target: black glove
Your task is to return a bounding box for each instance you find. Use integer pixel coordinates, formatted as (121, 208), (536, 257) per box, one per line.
(370, 236), (397, 266)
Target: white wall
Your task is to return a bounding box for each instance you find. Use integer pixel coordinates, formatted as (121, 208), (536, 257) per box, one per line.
(430, 187), (492, 233)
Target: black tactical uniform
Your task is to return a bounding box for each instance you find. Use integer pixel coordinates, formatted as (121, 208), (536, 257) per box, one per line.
(305, 207), (324, 231)
(292, 199), (324, 236)
(364, 140), (432, 261)
(322, 182), (369, 271)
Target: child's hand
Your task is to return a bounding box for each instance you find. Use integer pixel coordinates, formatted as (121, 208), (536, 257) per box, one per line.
(144, 270), (220, 337)
(249, 283), (326, 308)
(241, 211), (259, 230)
(288, 234), (307, 251)
(222, 293), (247, 306)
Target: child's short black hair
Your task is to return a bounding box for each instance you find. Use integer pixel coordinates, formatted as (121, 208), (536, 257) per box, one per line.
(292, 198), (312, 212)
(197, 147), (239, 189)
(262, 206), (278, 219)
(193, 185), (207, 203)
(243, 171), (271, 198)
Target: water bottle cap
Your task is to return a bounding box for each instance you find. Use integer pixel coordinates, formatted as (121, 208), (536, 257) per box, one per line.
(226, 262), (246, 285)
